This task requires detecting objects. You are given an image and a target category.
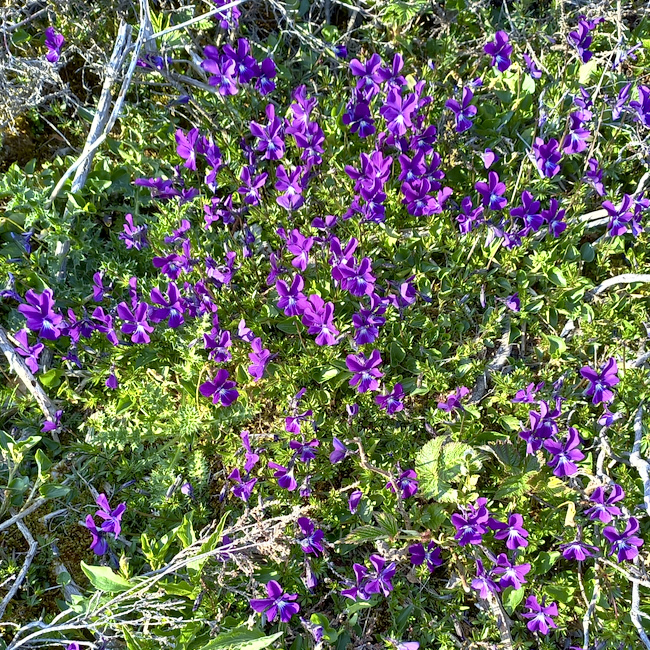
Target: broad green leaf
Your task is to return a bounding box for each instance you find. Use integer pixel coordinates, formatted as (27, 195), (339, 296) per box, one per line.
(199, 627), (283, 650)
(547, 267), (567, 287)
(80, 561), (132, 593)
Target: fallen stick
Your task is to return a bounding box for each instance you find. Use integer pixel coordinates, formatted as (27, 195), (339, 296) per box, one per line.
(0, 326), (59, 441)
(0, 520), (38, 621)
(585, 273), (650, 301)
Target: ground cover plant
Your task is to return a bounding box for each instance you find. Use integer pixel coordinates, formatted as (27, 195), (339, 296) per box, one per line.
(2, 0), (650, 648)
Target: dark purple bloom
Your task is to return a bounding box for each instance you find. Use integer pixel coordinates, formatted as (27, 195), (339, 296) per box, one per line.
(117, 301), (153, 344)
(437, 386), (470, 412)
(409, 542), (442, 572)
(256, 57), (277, 95)
(603, 517), (644, 562)
(250, 580), (300, 623)
(346, 349), (383, 393)
(223, 38), (258, 83)
(380, 89), (417, 136)
(13, 329), (44, 373)
(241, 430), (260, 473)
(330, 437), (349, 464)
(44, 27), (65, 63)
(287, 229), (314, 271)
(349, 489), (362, 514)
(387, 469), (418, 499)
(514, 367), (538, 387)
(84, 515), (108, 555)
(560, 538), (598, 561)
(275, 166), (305, 211)
(475, 171), (508, 210)
(364, 554), (396, 597)
(150, 282), (185, 328)
(341, 563), (370, 601)
(568, 19), (594, 63)
(285, 409), (313, 435)
(289, 439), (319, 463)
(542, 198), (567, 237)
(248, 337), (272, 381)
(95, 493), (126, 536)
(349, 53), (383, 97)
(250, 103), (285, 160)
(203, 328), (232, 363)
(533, 137), (562, 178)
(175, 128), (200, 171)
(375, 383), (405, 414)
(519, 399), (561, 454)
(41, 409), (62, 433)
(523, 53), (542, 79)
(297, 517), (325, 555)
(228, 468), (257, 501)
(505, 293), (520, 312)
(164, 219), (191, 245)
(268, 461), (297, 491)
(456, 196), (484, 234)
(301, 295), (339, 346)
(451, 498), (490, 546)
(544, 427), (585, 477)
(563, 112), (591, 155)
(490, 513), (529, 549)
(342, 100), (376, 138)
(471, 559), (499, 599)
(18, 288), (63, 340)
(511, 190), (542, 235)
(238, 166), (268, 206)
(522, 596), (558, 634)
(201, 55), (238, 95)
(338, 257), (376, 297)
(376, 53), (406, 88)
(119, 214), (149, 250)
(580, 357), (619, 404)
(276, 275), (307, 317)
(602, 195), (634, 237)
(445, 87), (477, 133)
(199, 369), (238, 406)
(484, 31), (512, 71)
(91, 307), (119, 346)
(585, 484), (625, 523)
(630, 85), (650, 127)
(492, 554), (530, 590)
(106, 372), (118, 390)
(584, 158), (606, 196)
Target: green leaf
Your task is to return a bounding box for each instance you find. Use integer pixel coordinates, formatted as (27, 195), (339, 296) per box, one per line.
(547, 267), (567, 287)
(502, 586), (525, 614)
(39, 483), (70, 498)
(536, 551), (561, 575)
(80, 561), (132, 592)
(40, 368), (62, 388)
(544, 334), (567, 357)
(341, 525), (388, 545)
(35, 449), (52, 478)
(199, 628), (283, 650)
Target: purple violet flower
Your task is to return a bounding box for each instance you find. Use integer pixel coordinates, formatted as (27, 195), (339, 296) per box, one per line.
(117, 301), (154, 344)
(44, 27), (65, 63)
(228, 468), (257, 502)
(585, 484), (625, 523)
(13, 329), (44, 373)
(375, 383), (405, 414)
(119, 214), (149, 250)
(489, 513), (529, 549)
(484, 31), (512, 72)
(84, 515), (109, 556)
(297, 517), (325, 555)
(387, 469), (418, 499)
(437, 386), (470, 412)
(560, 538), (598, 561)
(268, 461), (297, 491)
(522, 596), (558, 634)
(580, 357), (619, 404)
(250, 580), (300, 623)
(364, 554), (396, 597)
(330, 437), (349, 464)
(475, 171), (508, 210)
(603, 517), (644, 562)
(492, 554), (531, 590)
(445, 87), (477, 133)
(409, 542), (442, 572)
(248, 337), (272, 381)
(346, 349), (383, 393)
(18, 288), (63, 340)
(451, 498), (489, 546)
(543, 427), (585, 477)
(199, 369), (239, 406)
(471, 559), (499, 599)
(95, 494), (126, 536)
(533, 137), (562, 178)
(349, 489), (362, 514)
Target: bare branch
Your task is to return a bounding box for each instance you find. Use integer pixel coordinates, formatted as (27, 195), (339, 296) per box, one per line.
(586, 274), (650, 301)
(0, 326), (59, 440)
(0, 498), (47, 534)
(0, 520), (38, 621)
(630, 405), (650, 517)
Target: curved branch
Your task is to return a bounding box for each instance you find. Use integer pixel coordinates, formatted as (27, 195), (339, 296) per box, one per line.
(0, 520), (38, 621)
(585, 274), (650, 301)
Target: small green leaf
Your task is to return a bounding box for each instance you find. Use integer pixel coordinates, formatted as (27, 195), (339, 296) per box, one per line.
(39, 483), (70, 498)
(547, 267), (567, 287)
(34, 449), (52, 478)
(199, 628), (283, 650)
(80, 561), (132, 592)
(502, 586), (525, 614)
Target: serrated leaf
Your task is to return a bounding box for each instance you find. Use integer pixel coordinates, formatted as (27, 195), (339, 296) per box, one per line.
(80, 561), (132, 593)
(341, 525), (387, 545)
